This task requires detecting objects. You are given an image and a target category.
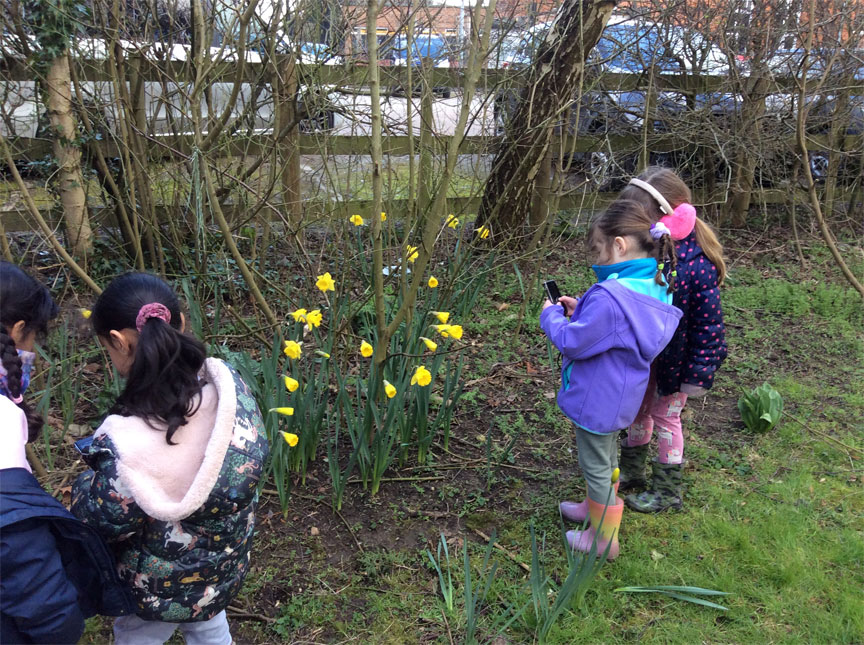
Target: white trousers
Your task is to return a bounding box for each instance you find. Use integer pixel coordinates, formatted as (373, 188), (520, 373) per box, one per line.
(113, 610), (232, 645)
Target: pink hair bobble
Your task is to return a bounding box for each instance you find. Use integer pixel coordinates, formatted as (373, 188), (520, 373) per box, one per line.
(659, 202), (697, 241)
(135, 302), (172, 332)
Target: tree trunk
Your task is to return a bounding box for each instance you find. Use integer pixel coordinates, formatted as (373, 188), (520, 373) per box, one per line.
(477, 0), (616, 241)
(44, 53), (93, 257)
(726, 69), (768, 227)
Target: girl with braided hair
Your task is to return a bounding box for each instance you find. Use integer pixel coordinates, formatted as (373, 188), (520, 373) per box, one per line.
(542, 200), (681, 559)
(1, 262), (134, 644)
(613, 167), (727, 513)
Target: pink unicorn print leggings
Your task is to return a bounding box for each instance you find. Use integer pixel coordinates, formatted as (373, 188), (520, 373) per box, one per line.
(623, 375), (687, 464)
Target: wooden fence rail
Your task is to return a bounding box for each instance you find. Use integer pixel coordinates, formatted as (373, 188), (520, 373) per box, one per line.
(3, 57), (862, 93)
(2, 58), (862, 233)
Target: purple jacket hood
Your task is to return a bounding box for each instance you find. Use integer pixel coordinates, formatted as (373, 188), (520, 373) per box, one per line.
(540, 279), (682, 434)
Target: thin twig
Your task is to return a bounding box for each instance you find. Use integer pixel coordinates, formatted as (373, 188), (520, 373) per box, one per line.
(334, 506), (365, 554)
(471, 528), (530, 574)
(227, 604), (275, 623)
(347, 475), (445, 484)
(784, 411), (863, 456)
(441, 607), (455, 645)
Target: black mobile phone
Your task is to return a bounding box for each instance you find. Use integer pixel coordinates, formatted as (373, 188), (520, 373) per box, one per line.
(543, 280), (561, 303)
(74, 435), (94, 454)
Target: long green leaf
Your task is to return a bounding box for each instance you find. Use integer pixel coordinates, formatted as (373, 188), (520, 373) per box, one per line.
(615, 586), (730, 611)
(615, 585), (730, 596)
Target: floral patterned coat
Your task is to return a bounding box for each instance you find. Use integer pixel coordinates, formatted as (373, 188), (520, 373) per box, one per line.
(72, 359), (268, 623)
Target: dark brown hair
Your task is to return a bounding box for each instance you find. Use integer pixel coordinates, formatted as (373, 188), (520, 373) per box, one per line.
(91, 273), (206, 445)
(0, 262), (59, 442)
(618, 166), (727, 285)
(589, 200), (677, 293)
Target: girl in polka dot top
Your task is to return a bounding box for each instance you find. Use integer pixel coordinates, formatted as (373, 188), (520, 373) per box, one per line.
(612, 167), (727, 513)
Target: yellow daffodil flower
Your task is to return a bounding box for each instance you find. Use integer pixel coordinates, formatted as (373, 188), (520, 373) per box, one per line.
(405, 245), (419, 263)
(290, 308), (307, 323)
(420, 337), (438, 352)
(281, 431), (299, 447)
(315, 350), (331, 359)
(305, 309), (323, 328)
(434, 324), (452, 337)
(445, 324), (463, 340)
(381, 211), (387, 222)
(446, 214), (459, 229)
(284, 376), (299, 392)
(411, 365), (432, 387)
(283, 340), (303, 359)
(81, 308), (92, 319)
(316, 272), (336, 292)
(383, 380), (397, 399)
(475, 224), (490, 239)
(269, 407), (295, 416)
(611, 467), (620, 484)
(350, 214), (364, 226)
(428, 276), (439, 288)
(431, 311), (450, 324)
(360, 340), (374, 358)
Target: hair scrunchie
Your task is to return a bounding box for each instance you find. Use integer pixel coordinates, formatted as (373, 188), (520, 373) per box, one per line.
(135, 302), (172, 332)
(650, 221), (671, 240)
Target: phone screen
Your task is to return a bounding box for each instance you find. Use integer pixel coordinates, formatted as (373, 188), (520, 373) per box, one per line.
(543, 280), (561, 303)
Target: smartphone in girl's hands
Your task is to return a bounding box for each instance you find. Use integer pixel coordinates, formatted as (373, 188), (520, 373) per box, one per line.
(543, 280), (561, 303)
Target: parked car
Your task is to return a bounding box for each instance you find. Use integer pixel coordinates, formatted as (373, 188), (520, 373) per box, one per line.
(392, 33), (457, 68)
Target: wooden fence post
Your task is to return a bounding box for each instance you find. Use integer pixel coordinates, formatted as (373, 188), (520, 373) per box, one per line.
(274, 55), (303, 226)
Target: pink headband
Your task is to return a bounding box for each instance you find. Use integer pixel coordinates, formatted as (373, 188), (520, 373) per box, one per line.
(135, 303), (172, 332)
(628, 178), (697, 240)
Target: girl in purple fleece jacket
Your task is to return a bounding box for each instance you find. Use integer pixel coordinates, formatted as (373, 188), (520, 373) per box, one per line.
(541, 201), (682, 559)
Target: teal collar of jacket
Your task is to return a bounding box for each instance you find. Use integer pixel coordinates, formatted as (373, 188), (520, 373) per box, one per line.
(592, 257), (658, 282)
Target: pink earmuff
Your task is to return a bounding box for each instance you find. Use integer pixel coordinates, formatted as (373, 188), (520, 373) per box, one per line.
(659, 203), (696, 241)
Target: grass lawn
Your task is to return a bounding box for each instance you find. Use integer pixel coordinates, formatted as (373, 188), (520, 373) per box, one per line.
(41, 224), (861, 644)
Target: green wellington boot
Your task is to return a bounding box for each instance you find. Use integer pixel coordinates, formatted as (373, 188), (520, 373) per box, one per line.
(625, 461), (683, 513)
(617, 443), (649, 492)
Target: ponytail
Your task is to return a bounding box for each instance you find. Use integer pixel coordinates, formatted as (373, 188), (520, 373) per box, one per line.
(693, 218), (727, 286)
(92, 273), (206, 445)
(654, 233), (678, 294)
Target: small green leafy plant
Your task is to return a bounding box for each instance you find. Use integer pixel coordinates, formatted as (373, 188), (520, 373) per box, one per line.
(426, 533), (455, 613)
(738, 382), (783, 434)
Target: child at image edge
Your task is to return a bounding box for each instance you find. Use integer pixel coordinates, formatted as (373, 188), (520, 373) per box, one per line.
(71, 273), (269, 645)
(616, 168), (727, 513)
(1, 262), (134, 644)
(541, 200), (682, 559)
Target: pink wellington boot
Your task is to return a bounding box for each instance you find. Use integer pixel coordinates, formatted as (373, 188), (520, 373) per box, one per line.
(565, 496), (624, 560)
(559, 481), (619, 523)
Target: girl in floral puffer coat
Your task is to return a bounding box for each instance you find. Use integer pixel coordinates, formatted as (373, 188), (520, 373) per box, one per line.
(72, 273), (268, 645)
